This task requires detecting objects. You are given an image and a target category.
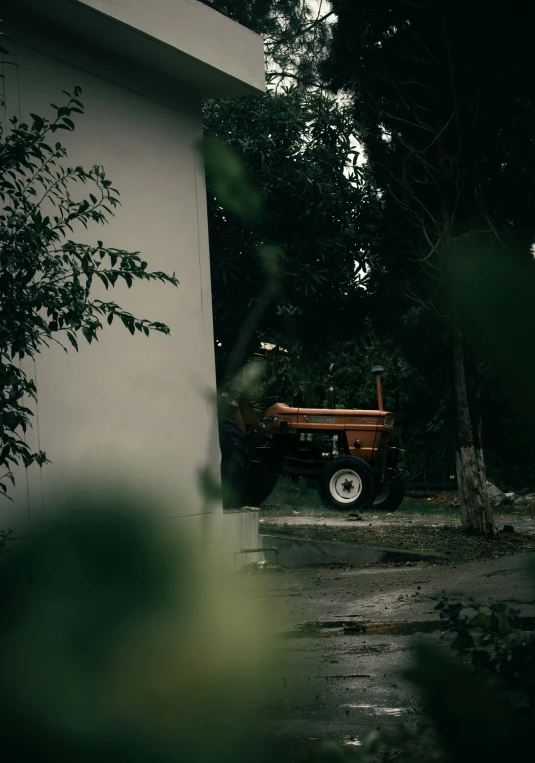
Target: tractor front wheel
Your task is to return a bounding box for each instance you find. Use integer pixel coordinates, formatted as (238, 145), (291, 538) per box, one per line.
(219, 419), (249, 509)
(372, 481), (405, 512)
(318, 456), (376, 511)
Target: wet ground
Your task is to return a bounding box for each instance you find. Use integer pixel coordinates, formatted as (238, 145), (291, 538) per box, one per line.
(240, 549), (535, 758)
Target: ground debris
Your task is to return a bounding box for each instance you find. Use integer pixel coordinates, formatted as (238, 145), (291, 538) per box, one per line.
(239, 560), (284, 573)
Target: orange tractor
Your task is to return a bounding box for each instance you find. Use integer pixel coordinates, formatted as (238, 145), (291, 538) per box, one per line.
(219, 365), (406, 512)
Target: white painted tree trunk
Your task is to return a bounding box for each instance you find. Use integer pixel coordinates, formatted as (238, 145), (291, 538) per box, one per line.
(453, 327), (495, 536)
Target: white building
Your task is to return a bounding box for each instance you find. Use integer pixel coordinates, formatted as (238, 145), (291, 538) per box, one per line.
(1, 0), (265, 556)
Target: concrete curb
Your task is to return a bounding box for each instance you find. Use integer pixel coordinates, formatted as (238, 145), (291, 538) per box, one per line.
(259, 533), (447, 567)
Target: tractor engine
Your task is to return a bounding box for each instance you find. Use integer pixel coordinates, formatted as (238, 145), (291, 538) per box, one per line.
(292, 430), (339, 461)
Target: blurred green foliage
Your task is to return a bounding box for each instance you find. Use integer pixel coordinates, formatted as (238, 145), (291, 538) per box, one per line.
(0, 490), (279, 763)
(202, 138), (264, 225)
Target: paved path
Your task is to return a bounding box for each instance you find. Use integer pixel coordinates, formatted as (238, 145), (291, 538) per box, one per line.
(260, 514), (535, 532)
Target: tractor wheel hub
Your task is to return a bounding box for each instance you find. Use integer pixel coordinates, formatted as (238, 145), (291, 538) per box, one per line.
(330, 469), (363, 503)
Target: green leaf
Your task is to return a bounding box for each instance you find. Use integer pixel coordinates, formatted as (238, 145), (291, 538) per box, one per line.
(82, 326), (93, 344)
(201, 137), (263, 224)
(451, 631), (475, 651)
(470, 612), (491, 630)
(66, 332), (79, 351)
(29, 113), (45, 132)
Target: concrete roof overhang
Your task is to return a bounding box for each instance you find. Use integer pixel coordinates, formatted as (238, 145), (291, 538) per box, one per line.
(4, 0), (265, 97)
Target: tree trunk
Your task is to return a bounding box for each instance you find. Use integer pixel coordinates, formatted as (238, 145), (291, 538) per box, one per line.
(453, 326), (495, 536)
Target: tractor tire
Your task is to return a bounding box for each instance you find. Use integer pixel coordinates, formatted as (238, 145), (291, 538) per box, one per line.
(318, 456), (376, 511)
(372, 481), (405, 512)
(219, 419), (249, 509)
(243, 462), (279, 508)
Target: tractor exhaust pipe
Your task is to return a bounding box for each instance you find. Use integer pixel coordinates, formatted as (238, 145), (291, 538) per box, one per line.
(327, 363), (335, 408)
(371, 366), (385, 411)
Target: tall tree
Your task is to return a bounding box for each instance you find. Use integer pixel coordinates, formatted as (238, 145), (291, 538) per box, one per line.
(199, 0), (335, 88)
(322, 0), (535, 535)
(203, 86), (380, 380)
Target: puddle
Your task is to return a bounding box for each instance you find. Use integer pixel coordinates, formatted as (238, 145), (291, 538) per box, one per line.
(344, 643), (391, 654)
(343, 703), (404, 717)
(280, 616), (535, 640)
(280, 619), (440, 639)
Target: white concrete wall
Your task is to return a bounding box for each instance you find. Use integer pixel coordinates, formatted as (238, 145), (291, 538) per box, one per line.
(220, 512), (265, 570)
(1, 29), (221, 539)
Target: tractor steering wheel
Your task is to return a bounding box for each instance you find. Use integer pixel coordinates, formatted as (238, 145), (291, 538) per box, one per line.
(251, 396), (279, 411)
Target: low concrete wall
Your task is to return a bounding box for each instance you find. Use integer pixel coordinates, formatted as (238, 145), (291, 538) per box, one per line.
(221, 511), (265, 570)
(260, 534), (444, 567)
(2, 513), (266, 573)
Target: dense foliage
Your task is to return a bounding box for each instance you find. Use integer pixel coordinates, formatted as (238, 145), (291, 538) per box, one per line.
(319, 1), (535, 494)
(203, 86), (379, 377)
(202, 0), (535, 491)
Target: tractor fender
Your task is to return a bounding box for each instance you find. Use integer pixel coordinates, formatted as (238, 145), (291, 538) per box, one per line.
(218, 395), (246, 434)
(331, 455), (376, 480)
(232, 407), (246, 434)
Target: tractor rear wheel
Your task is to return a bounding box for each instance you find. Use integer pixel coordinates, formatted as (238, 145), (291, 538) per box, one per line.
(243, 462), (279, 508)
(219, 419), (249, 509)
(318, 456), (376, 511)
(372, 481), (405, 512)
